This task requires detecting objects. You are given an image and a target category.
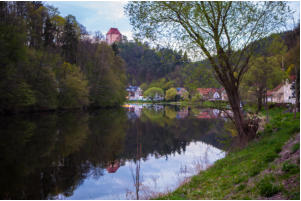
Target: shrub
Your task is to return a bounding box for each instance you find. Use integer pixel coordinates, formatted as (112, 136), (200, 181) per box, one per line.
(165, 88), (177, 101)
(291, 143), (299, 154)
(258, 176), (281, 197)
(264, 152), (278, 163)
(282, 161), (299, 174)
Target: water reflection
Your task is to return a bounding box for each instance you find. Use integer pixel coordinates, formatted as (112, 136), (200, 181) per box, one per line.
(0, 105), (231, 199)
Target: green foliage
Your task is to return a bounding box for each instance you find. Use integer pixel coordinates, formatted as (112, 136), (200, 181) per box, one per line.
(257, 175), (281, 197)
(144, 87), (164, 101)
(57, 62), (89, 109)
(291, 143), (299, 154)
(88, 43), (127, 107)
(119, 41), (188, 85)
(0, 2), (127, 113)
(191, 93), (203, 102)
(282, 161), (299, 174)
(165, 88), (177, 101)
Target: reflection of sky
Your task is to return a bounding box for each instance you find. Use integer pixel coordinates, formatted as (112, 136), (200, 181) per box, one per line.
(64, 141), (225, 200)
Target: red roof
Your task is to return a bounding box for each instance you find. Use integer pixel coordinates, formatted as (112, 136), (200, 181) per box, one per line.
(267, 84), (283, 96)
(289, 75), (296, 81)
(197, 88), (216, 95)
(106, 28), (121, 35)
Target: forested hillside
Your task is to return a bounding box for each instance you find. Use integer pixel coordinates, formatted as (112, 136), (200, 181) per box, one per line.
(0, 2), (127, 114)
(128, 26), (299, 98)
(118, 41), (220, 92)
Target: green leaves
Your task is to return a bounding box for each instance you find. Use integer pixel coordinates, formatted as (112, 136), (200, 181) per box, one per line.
(143, 87), (164, 101)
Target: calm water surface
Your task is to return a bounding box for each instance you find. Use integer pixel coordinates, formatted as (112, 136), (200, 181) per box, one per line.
(0, 104), (232, 199)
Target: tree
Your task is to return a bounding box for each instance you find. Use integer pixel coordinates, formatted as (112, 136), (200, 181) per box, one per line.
(57, 62), (89, 109)
(242, 56), (286, 112)
(125, 1), (291, 137)
(165, 88), (177, 101)
(62, 15), (78, 64)
(143, 87), (164, 101)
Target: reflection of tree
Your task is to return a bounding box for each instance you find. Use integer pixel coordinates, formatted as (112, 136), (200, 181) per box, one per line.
(129, 116), (143, 200)
(0, 106), (232, 199)
(0, 112), (90, 199)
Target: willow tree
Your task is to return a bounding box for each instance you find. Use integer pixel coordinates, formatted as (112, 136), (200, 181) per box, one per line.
(125, 1), (291, 137)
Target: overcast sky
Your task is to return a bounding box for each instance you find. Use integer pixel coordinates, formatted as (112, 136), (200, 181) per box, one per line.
(47, 1), (300, 41)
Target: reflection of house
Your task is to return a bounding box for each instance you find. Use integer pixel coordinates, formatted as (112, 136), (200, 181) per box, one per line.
(126, 86), (146, 101)
(267, 79), (296, 104)
(176, 108), (189, 119)
(124, 104), (144, 119)
(195, 109), (233, 119)
(106, 161), (121, 173)
(152, 104), (164, 111)
(106, 28), (122, 45)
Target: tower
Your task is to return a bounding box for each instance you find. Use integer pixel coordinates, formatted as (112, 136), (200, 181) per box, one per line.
(106, 28), (122, 45)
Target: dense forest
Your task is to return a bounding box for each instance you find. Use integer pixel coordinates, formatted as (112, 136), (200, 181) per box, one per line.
(0, 1), (127, 114)
(118, 41), (220, 92)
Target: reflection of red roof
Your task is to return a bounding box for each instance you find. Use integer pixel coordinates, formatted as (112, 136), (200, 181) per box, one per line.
(196, 112), (212, 119)
(106, 28), (121, 35)
(106, 162), (120, 173)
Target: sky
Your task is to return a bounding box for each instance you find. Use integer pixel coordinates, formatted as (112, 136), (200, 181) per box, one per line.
(46, 1), (133, 39)
(47, 1), (300, 41)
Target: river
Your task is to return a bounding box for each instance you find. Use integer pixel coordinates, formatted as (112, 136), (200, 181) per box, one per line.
(0, 104), (233, 199)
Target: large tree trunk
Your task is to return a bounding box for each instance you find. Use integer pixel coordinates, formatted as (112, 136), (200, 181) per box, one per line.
(224, 85), (254, 138)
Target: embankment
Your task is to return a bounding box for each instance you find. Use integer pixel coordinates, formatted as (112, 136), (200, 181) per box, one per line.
(157, 108), (300, 200)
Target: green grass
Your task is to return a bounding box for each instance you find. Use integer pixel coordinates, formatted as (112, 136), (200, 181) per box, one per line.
(257, 175), (281, 197)
(291, 143), (300, 154)
(282, 161), (299, 174)
(157, 108), (300, 200)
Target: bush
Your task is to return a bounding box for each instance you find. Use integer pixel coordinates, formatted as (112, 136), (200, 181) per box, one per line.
(282, 161), (299, 174)
(258, 176), (281, 197)
(165, 88), (177, 101)
(291, 143), (299, 154)
(264, 152), (278, 163)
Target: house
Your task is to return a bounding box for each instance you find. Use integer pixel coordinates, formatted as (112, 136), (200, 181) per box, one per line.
(267, 79), (296, 104)
(126, 86), (145, 101)
(220, 88), (228, 101)
(106, 28), (122, 45)
(196, 88), (223, 100)
(176, 88), (188, 97)
(196, 88), (214, 100)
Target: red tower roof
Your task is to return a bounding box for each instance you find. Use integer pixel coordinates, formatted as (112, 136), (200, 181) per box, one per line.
(106, 28), (121, 35)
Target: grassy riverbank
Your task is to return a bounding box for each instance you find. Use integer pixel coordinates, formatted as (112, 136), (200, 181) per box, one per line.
(157, 108), (300, 200)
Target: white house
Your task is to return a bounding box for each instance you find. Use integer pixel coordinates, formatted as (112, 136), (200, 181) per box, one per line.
(126, 86), (147, 101)
(267, 79), (296, 104)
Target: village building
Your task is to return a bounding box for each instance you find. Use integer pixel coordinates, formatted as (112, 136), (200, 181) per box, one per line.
(220, 88), (228, 101)
(267, 79), (296, 104)
(176, 87), (189, 100)
(106, 28), (122, 45)
(196, 88), (228, 101)
(126, 86), (145, 101)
